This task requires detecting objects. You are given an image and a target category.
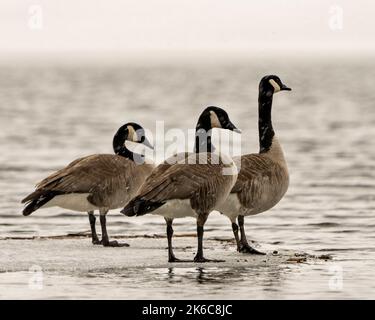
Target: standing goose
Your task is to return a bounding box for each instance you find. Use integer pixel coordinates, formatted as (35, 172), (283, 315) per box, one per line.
(218, 75), (291, 254)
(21, 123), (154, 247)
(122, 106), (240, 262)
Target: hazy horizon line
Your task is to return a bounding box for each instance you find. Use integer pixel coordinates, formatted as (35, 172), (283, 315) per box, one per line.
(0, 48), (374, 66)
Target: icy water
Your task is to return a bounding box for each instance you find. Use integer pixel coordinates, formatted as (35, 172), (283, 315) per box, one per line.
(0, 58), (375, 299)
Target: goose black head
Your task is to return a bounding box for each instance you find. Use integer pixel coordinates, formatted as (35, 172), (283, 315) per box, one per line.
(197, 106), (241, 133)
(113, 122), (153, 155)
(259, 75), (291, 97)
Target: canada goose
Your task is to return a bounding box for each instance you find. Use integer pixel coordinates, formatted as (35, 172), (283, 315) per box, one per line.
(218, 75), (291, 254)
(21, 123), (155, 247)
(122, 106), (240, 262)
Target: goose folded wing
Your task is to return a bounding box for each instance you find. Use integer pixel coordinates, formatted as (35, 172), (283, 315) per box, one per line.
(143, 151), (191, 183)
(35, 156), (88, 190)
(23, 155), (134, 204)
(136, 161), (222, 204)
(231, 154), (274, 193)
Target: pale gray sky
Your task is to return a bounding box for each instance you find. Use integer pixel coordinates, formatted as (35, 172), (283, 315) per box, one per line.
(0, 0), (374, 61)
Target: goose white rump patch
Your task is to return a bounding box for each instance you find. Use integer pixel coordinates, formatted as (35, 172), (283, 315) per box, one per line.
(152, 199), (196, 219)
(217, 193), (241, 222)
(41, 193), (97, 212)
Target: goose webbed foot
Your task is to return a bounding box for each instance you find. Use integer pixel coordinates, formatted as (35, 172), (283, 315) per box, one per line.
(239, 244), (265, 255)
(193, 254), (225, 263)
(193, 215), (225, 263)
(194, 253), (225, 262)
(237, 215), (266, 255)
(101, 239), (130, 247)
(98, 213), (129, 247)
(92, 238), (101, 245)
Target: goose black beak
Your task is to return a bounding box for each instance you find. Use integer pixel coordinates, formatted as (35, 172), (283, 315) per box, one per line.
(226, 121), (241, 134)
(142, 137), (154, 150)
(281, 84), (292, 91)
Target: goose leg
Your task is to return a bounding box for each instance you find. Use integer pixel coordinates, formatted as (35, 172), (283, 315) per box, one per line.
(88, 211), (100, 245)
(231, 221), (241, 252)
(194, 213), (225, 263)
(99, 210), (129, 247)
(238, 215), (265, 255)
(165, 218), (190, 262)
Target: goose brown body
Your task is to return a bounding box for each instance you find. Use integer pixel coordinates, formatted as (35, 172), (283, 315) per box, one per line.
(217, 75), (291, 254)
(127, 152), (237, 218)
(21, 122), (154, 247)
(122, 106), (240, 262)
(22, 154), (154, 212)
(219, 137), (289, 221)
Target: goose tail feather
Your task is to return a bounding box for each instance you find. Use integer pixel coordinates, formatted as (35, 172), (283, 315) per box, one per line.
(21, 191), (58, 216)
(121, 197), (165, 217)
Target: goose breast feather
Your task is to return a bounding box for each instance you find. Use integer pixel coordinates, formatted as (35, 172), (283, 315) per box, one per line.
(230, 154), (289, 214)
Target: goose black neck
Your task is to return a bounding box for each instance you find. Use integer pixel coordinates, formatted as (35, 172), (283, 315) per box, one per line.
(113, 136), (139, 161)
(116, 146), (136, 161)
(194, 119), (215, 153)
(194, 129), (214, 153)
(258, 92), (275, 153)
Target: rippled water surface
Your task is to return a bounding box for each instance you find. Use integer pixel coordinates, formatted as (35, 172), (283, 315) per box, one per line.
(0, 58), (375, 299)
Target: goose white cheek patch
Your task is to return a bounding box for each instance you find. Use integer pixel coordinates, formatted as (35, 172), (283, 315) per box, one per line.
(210, 111), (222, 128)
(269, 79), (281, 93)
(127, 125), (137, 142)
